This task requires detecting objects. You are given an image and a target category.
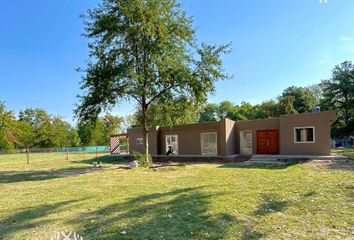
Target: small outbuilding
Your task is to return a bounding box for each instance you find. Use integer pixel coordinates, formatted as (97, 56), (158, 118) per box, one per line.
(128, 111), (337, 156)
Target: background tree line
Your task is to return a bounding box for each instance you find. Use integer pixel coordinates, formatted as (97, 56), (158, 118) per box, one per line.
(0, 103), (123, 151)
(130, 61), (354, 138)
(1, 60), (352, 151)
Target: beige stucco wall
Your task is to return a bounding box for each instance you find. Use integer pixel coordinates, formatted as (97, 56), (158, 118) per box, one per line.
(127, 111), (337, 156)
(220, 118), (237, 155)
(235, 118), (280, 154)
(279, 111), (337, 155)
(159, 121), (222, 155)
(127, 127), (159, 155)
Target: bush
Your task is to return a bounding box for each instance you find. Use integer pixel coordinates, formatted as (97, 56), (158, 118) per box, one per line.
(132, 151), (152, 168)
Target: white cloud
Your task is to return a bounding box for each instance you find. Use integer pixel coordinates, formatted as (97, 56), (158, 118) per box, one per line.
(340, 36), (352, 41)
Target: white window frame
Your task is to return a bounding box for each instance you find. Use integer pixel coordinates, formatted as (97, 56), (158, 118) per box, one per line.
(294, 126), (315, 143)
(200, 132), (218, 156)
(165, 135), (178, 155)
(136, 138), (143, 145)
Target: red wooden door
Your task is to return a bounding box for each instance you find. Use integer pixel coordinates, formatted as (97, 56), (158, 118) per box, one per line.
(256, 130), (279, 154)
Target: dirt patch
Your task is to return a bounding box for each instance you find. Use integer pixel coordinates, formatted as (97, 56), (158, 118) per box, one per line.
(305, 159), (354, 170)
(111, 162), (186, 170)
(152, 155), (250, 163)
(150, 162), (186, 169)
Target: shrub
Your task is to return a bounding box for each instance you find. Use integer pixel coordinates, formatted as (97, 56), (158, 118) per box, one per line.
(132, 151), (152, 168)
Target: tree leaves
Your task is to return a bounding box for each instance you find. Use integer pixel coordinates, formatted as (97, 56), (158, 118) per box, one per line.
(76, 0), (230, 127)
(321, 61), (354, 137)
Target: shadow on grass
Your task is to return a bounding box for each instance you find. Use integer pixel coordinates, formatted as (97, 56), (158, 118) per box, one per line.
(0, 167), (100, 184)
(70, 187), (263, 240)
(218, 162), (298, 170)
(0, 199), (83, 239)
(0, 154), (131, 184)
(254, 194), (289, 216)
(74, 155), (131, 165)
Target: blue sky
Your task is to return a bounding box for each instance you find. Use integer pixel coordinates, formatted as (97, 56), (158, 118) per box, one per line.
(1, 0), (353, 124)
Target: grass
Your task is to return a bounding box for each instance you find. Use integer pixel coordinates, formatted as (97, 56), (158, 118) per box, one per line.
(332, 147), (354, 160)
(0, 152), (353, 239)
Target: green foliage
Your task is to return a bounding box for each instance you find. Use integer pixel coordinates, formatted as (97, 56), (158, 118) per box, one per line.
(278, 96), (298, 115)
(132, 151), (152, 167)
(77, 114), (123, 146)
(321, 61), (354, 137)
(15, 120), (35, 148)
(133, 96), (199, 127)
(198, 103), (218, 122)
(0, 102), (18, 151)
(281, 86), (317, 113)
(254, 100), (279, 119)
(76, 0), (231, 157)
(0, 103), (82, 150)
(18, 108), (76, 148)
(67, 128), (81, 147)
(198, 101), (249, 123)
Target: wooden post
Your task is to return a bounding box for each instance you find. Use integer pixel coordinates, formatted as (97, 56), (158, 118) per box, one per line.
(26, 148), (29, 164)
(66, 147), (69, 160)
(126, 136), (129, 154)
(96, 146), (99, 158)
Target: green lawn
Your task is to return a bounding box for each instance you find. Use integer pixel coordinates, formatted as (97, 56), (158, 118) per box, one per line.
(332, 147), (354, 160)
(0, 153), (353, 240)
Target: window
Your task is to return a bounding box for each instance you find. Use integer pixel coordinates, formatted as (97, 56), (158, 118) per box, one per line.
(136, 138), (143, 145)
(165, 135), (178, 155)
(294, 127), (315, 143)
(201, 132), (217, 155)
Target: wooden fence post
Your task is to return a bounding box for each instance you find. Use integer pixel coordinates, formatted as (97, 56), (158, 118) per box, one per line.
(66, 147), (69, 160)
(96, 146), (99, 158)
(26, 148), (29, 164)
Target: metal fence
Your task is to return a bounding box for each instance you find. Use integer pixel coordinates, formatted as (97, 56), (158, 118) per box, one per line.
(0, 146), (110, 155)
(0, 145), (128, 164)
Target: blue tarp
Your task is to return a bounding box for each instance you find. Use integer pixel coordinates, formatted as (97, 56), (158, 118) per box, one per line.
(331, 138), (354, 148)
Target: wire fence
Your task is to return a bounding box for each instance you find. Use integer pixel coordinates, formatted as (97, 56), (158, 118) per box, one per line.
(0, 145), (128, 165)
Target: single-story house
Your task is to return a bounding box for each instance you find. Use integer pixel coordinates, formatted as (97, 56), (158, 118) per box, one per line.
(127, 110), (337, 156)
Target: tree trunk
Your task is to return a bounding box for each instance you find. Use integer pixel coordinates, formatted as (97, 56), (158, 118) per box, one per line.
(142, 101), (149, 162)
(143, 125), (149, 157)
(26, 147), (29, 164)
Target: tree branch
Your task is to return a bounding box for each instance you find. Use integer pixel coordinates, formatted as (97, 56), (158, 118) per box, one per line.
(127, 92), (142, 105)
(146, 85), (174, 107)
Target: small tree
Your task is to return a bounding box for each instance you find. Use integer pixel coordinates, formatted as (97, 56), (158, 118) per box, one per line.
(75, 0), (231, 159)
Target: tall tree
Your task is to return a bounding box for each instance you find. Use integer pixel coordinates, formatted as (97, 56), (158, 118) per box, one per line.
(281, 86), (317, 113)
(77, 114), (123, 146)
(198, 103), (218, 122)
(77, 119), (106, 146)
(18, 108), (77, 148)
(278, 96), (297, 115)
(0, 102), (18, 151)
(256, 100), (279, 119)
(236, 102), (256, 120)
(321, 61), (354, 137)
(76, 0), (230, 158)
(102, 114), (124, 141)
